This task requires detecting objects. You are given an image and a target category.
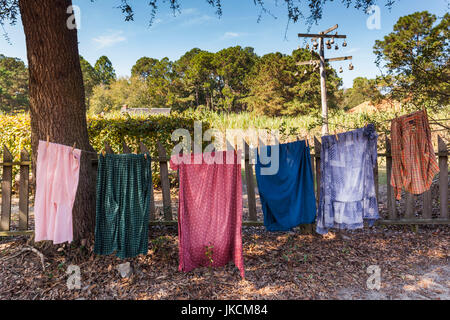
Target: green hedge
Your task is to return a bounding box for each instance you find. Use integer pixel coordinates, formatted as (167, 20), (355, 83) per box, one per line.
(0, 112), (210, 187)
(0, 113), (32, 160)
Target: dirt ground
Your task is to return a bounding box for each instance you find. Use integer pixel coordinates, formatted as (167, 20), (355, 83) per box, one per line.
(0, 225), (448, 300)
(1, 175), (449, 300)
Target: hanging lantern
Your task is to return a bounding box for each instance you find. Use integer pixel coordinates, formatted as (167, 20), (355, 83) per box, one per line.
(335, 44), (339, 50)
(326, 39), (330, 46)
(339, 66), (343, 73)
(349, 63), (354, 71)
(343, 40), (347, 47)
(313, 62), (318, 71)
(306, 43), (310, 50)
(330, 37), (335, 45)
(313, 40), (318, 49)
(327, 43), (332, 50)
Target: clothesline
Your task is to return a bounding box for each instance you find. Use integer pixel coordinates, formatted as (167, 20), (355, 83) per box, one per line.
(50, 113), (448, 156)
(33, 112), (441, 274)
(321, 118), (449, 135)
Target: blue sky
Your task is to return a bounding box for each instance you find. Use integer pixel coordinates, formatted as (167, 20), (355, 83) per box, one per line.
(1, 0), (448, 88)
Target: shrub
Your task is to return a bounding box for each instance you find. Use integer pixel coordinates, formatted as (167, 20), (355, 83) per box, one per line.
(0, 112), (210, 187)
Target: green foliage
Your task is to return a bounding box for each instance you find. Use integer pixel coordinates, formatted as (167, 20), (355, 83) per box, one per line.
(132, 57), (164, 80)
(0, 112), (210, 187)
(0, 54), (29, 113)
(150, 236), (172, 258)
(0, 113), (31, 158)
(87, 111), (210, 186)
(245, 49), (341, 116)
(204, 243), (214, 270)
(1, 106), (448, 186)
(80, 55), (101, 108)
(374, 11), (449, 108)
(341, 77), (382, 110)
(90, 46), (343, 116)
(0, 113), (31, 183)
(89, 77), (138, 114)
(213, 46), (258, 112)
(94, 56), (116, 86)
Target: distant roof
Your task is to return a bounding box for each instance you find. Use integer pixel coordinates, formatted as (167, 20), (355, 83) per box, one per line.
(348, 99), (402, 114)
(149, 108), (172, 115)
(120, 107), (172, 116)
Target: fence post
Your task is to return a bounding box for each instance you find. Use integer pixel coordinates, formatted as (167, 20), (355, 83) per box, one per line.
(140, 142), (157, 221)
(157, 141), (173, 221)
(405, 193), (415, 219)
(1, 146), (12, 232)
(122, 141), (132, 154)
(19, 149), (30, 231)
(422, 190), (432, 220)
(438, 136), (448, 219)
(385, 138), (396, 219)
(423, 135), (433, 218)
(104, 143), (114, 154)
(244, 140), (257, 222)
(314, 137), (321, 206)
(373, 157), (379, 205)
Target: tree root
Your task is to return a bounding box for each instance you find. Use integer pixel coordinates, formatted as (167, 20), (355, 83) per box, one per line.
(1, 246), (46, 271)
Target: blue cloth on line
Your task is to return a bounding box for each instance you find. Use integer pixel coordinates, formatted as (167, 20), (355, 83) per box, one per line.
(256, 140), (317, 232)
(316, 124), (379, 235)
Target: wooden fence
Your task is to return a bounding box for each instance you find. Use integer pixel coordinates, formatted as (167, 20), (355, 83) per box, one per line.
(0, 135), (448, 237)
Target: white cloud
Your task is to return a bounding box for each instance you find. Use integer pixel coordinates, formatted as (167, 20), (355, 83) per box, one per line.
(92, 31), (126, 49)
(181, 14), (214, 26)
(180, 8), (197, 15)
(223, 32), (240, 38)
(222, 32), (249, 39)
(150, 18), (163, 29)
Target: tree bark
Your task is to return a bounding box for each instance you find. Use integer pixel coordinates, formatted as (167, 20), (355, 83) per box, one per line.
(19, 0), (96, 240)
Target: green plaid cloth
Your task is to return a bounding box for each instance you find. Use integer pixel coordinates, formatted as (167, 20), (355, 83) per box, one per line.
(94, 153), (152, 259)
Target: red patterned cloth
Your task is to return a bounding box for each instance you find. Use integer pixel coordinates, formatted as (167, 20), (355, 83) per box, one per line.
(390, 110), (439, 200)
(170, 150), (245, 278)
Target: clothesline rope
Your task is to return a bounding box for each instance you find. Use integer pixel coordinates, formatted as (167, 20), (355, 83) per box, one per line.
(49, 111), (448, 155)
(321, 117), (449, 135)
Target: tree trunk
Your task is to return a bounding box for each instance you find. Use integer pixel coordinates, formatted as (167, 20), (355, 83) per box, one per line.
(19, 0), (96, 240)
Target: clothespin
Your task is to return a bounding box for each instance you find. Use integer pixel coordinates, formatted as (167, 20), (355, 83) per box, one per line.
(423, 105), (427, 116)
(101, 149), (106, 157)
(72, 142), (76, 152)
(46, 135), (50, 148)
(335, 130), (339, 141)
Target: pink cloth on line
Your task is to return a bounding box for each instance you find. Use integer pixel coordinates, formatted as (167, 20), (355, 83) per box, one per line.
(170, 150), (245, 278)
(34, 141), (81, 244)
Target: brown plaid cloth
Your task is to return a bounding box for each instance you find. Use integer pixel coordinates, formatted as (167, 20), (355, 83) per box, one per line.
(390, 110), (439, 200)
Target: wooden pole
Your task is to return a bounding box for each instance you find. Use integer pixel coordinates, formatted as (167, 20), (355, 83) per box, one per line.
(0, 146), (13, 232)
(319, 37), (328, 136)
(438, 136), (448, 219)
(298, 25), (352, 136)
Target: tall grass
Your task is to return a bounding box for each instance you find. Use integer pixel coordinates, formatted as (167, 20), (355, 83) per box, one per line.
(184, 105), (449, 142)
